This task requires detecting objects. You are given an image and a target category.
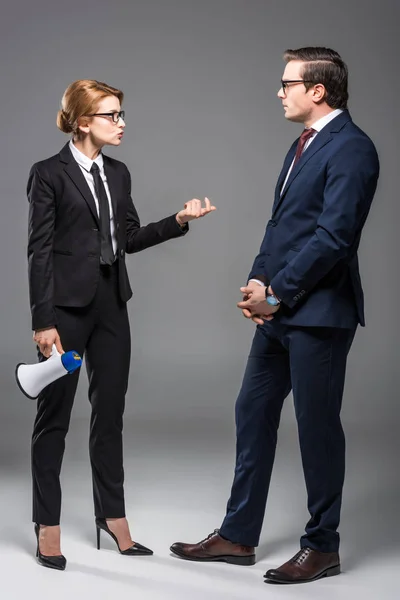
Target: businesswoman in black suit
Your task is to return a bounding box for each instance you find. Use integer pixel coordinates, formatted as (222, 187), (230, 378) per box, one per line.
(28, 79), (215, 569)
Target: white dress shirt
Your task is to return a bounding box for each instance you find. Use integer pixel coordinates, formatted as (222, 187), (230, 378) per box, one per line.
(249, 109), (343, 288)
(69, 140), (118, 255)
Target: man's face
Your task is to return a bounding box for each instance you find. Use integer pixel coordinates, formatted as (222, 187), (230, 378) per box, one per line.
(277, 60), (315, 124)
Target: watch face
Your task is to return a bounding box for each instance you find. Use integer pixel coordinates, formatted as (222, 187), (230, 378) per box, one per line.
(266, 295), (279, 306)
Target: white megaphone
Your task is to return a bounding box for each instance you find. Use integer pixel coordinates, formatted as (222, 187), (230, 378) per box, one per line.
(15, 344), (82, 400)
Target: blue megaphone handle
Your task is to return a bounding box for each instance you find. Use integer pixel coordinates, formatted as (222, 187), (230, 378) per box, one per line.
(61, 351), (82, 374)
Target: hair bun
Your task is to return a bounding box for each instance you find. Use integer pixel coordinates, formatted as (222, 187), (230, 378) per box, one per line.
(56, 109), (73, 134)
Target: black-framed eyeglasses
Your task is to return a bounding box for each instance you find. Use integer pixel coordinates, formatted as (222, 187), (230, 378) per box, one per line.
(87, 110), (125, 123)
(280, 80), (314, 93)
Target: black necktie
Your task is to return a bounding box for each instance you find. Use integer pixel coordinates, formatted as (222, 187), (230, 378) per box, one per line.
(90, 163), (115, 265)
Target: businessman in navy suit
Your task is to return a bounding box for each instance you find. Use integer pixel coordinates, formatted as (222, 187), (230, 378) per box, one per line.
(170, 47), (380, 584)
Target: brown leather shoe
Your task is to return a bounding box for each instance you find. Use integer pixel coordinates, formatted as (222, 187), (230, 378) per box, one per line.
(264, 547), (340, 584)
(170, 529), (255, 566)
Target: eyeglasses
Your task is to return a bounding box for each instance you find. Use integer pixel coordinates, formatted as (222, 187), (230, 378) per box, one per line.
(87, 110), (125, 123)
(280, 80), (314, 93)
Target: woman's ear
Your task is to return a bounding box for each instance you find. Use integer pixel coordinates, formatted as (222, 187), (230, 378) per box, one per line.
(77, 116), (90, 135)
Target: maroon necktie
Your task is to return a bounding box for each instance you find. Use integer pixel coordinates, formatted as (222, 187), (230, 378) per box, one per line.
(293, 128), (316, 166)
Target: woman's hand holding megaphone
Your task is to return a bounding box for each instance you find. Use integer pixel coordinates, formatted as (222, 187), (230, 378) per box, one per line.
(33, 327), (64, 358)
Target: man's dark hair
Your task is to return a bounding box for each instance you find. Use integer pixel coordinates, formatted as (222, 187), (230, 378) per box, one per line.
(284, 47), (348, 109)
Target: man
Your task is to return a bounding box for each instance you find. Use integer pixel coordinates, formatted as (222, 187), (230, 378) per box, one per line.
(170, 47), (379, 585)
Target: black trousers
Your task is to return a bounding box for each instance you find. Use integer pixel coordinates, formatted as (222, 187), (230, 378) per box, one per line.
(219, 321), (356, 552)
(31, 262), (131, 525)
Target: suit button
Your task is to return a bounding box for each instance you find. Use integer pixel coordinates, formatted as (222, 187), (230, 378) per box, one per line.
(116, 223), (120, 231)
(268, 220), (277, 227)
(120, 249), (124, 257)
(92, 227), (99, 231)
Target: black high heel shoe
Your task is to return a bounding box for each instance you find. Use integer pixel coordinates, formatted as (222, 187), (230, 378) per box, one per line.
(34, 524), (67, 570)
(95, 518), (153, 556)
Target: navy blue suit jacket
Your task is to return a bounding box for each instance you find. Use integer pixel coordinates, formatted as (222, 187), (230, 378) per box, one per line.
(248, 110), (379, 328)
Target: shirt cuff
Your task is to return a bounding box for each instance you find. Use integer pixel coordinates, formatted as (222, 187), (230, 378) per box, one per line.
(248, 278), (266, 287)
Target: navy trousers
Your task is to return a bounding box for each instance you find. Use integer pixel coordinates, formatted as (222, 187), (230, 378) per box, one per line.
(219, 321), (356, 553)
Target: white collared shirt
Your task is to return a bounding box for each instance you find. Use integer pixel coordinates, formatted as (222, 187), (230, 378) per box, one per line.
(280, 108), (344, 194)
(69, 140), (118, 255)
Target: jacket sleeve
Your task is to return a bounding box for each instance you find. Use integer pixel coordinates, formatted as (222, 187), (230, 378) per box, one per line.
(248, 243), (269, 285)
(27, 163), (58, 330)
(124, 167), (188, 254)
(270, 139), (380, 308)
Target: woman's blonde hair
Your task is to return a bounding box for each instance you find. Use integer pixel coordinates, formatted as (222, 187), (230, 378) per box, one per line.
(56, 79), (124, 137)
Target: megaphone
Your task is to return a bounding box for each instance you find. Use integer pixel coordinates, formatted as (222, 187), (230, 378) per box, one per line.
(15, 345), (82, 400)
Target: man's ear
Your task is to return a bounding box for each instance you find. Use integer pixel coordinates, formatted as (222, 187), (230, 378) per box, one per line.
(312, 83), (327, 104)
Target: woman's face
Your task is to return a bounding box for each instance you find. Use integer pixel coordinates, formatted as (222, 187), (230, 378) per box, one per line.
(79, 95), (126, 146)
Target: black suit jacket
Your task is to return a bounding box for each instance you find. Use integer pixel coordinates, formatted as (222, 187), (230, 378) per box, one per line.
(27, 143), (188, 330)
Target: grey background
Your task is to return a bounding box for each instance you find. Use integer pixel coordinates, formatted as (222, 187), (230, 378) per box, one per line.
(0, 1), (398, 598)
(1, 0), (398, 425)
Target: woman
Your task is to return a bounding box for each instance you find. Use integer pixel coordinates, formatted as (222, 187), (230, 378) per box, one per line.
(28, 79), (215, 570)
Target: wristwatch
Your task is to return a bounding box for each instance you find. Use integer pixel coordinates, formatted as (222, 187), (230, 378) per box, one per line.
(265, 287), (281, 306)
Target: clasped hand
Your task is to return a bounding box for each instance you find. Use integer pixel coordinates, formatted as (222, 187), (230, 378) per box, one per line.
(237, 282), (280, 325)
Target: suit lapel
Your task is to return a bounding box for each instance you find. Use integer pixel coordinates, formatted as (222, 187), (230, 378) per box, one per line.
(272, 141), (297, 212)
(272, 110), (352, 217)
(283, 129), (332, 195)
(272, 130), (333, 217)
(102, 156), (120, 221)
(59, 143), (99, 225)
